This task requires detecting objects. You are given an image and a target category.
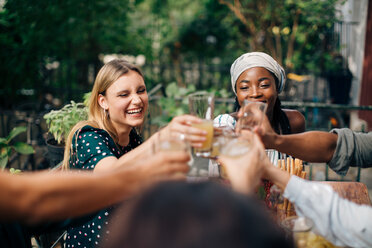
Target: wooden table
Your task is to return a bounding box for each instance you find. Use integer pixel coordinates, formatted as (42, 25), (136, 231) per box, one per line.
(320, 181), (371, 205)
(275, 181), (371, 222)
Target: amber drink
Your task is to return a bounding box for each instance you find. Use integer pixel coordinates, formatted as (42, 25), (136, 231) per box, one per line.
(192, 120), (214, 156)
(188, 91), (215, 157)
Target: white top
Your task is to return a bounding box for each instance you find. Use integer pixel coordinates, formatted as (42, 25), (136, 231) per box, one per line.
(213, 114), (236, 130)
(284, 176), (372, 247)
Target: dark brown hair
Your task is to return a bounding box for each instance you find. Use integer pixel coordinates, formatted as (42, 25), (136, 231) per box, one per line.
(105, 181), (294, 248)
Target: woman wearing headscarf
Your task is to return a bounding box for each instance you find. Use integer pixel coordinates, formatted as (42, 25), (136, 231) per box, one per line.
(214, 52), (305, 134)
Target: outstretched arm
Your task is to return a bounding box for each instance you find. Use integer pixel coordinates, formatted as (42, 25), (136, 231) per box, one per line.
(95, 114), (205, 173)
(219, 132), (372, 247)
(254, 113), (337, 163)
(268, 131), (337, 163)
(0, 151), (189, 224)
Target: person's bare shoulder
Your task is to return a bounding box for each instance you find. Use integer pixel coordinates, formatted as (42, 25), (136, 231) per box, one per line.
(283, 109), (305, 133)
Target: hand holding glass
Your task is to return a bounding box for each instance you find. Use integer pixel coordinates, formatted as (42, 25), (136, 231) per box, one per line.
(218, 133), (252, 179)
(237, 100), (267, 131)
(153, 131), (190, 154)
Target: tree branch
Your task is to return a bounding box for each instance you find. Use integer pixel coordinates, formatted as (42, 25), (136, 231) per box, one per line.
(219, 0), (254, 35)
(286, 9), (301, 69)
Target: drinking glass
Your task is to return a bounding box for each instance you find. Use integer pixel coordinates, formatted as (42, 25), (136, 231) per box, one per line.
(188, 92), (215, 157)
(218, 133), (252, 179)
(219, 134), (252, 158)
(152, 131), (190, 154)
(188, 92), (214, 120)
(237, 100), (268, 131)
(209, 126), (232, 159)
(282, 216), (313, 248)
(282, 216), (337, 248)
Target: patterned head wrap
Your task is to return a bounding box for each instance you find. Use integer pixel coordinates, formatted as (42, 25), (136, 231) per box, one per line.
(230, 52), (286, 95)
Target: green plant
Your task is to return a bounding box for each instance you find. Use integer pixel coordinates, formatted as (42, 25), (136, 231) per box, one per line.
(151, 82), (234, 127)
(0, 126), (34, 170)
(151, 83), (195, 126)
(44, 101), (88, 145)
(83, 92), (91, 106)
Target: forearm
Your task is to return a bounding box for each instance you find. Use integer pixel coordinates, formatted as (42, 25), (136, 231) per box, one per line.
(94, 134), (157, 173)
(264, 165), (291, 191)
(0, 170), (139, 224)
(118, 133), (156, 165)
(284, 176), (372, 247)
(273, 131), (337, 162)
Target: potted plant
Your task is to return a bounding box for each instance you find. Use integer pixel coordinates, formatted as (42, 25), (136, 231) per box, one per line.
(44, 100), (88, 166)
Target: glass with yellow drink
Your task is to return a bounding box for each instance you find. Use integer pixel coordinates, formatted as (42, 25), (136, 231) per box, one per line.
(191, 120), (214, 156)
(281, 216), (337, 248)
(188, 92), (215, 157)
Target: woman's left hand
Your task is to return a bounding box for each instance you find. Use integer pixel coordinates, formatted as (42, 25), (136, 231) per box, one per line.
(160, 115), (207, 148)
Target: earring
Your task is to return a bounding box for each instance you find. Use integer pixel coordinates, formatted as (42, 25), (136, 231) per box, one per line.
(104, 109), (109, 119)
(102, 108), (109, 121)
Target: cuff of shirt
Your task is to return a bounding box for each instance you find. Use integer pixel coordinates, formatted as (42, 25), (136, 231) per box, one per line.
(327, 128), (351, 176)
(283, 175), (305, 202)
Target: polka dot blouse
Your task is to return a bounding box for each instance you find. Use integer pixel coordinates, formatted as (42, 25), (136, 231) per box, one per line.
(65, 125), (142, 248)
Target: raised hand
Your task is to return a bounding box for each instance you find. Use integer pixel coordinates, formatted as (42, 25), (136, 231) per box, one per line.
(159, 114), (207, 148)
(128, 150), (190, 186)
(252, 112), (278, 149)
(218, 132), (271, 195)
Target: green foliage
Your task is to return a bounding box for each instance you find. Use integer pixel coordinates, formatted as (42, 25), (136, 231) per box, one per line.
(44, 101), (88, 144)
(151, 82), (234, 126)
(177, 0), (235, 59)
(217, 0), (343, 73)
(0, 0), (141, 106)
(9, 168), (22, 174)
(0, 126), (34, 170)
(0, 0), (348, 106)
(83, 92), (91, 106)
(151, 83), (196, 126)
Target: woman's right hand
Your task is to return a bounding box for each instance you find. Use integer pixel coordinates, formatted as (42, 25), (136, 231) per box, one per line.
(158, 114), (207, 148)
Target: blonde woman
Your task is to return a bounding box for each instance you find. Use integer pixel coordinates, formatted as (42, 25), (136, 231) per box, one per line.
(63, 59), (205, 247)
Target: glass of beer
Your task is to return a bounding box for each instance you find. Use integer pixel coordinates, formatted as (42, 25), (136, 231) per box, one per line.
(236, 100), (268, 131)
(191, 120), (214, 156)
(188, 92), (214, 157)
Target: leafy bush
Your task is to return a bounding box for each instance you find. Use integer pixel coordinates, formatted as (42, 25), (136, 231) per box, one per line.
(44, 101), (88, 145)
(151, 82), (234, 127)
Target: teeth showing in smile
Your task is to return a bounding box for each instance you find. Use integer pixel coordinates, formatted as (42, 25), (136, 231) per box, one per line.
(127, 108), (142, 114)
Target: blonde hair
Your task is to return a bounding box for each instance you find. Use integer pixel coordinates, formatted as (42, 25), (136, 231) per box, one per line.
(62, 59), (144, 170)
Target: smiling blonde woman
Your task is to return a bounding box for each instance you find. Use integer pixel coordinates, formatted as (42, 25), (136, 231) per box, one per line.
(63, 59), (206, 247)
